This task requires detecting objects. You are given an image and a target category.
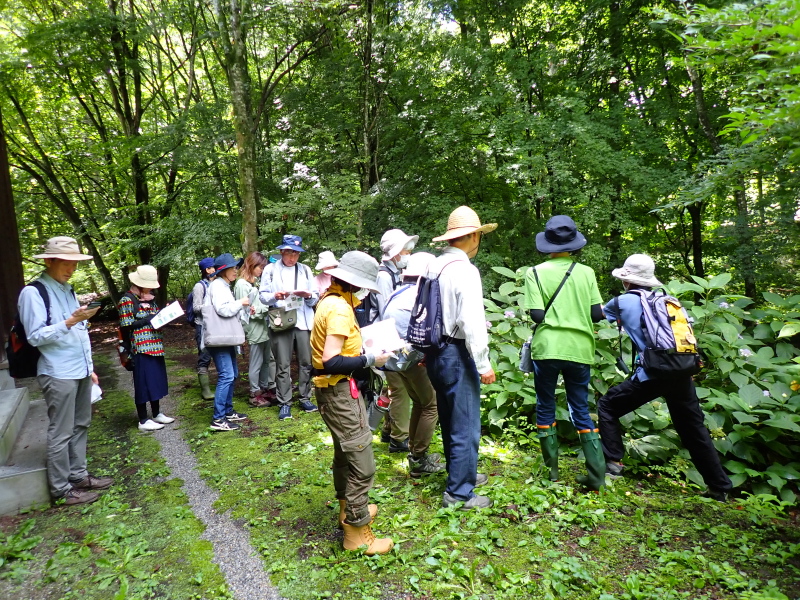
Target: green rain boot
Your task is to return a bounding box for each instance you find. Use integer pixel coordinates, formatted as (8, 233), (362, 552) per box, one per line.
(198, 372), (215, 400)
(577, 429), (606, 491)
(537, 424), (559, 481)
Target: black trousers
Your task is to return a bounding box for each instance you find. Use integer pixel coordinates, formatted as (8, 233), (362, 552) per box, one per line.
(598, 376), (732, 491)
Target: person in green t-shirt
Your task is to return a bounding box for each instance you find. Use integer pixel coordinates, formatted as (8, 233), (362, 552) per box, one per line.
(522, 215), (606, 490)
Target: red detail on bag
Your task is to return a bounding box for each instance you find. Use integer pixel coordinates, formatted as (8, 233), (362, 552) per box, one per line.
(349, 378), (359, 399)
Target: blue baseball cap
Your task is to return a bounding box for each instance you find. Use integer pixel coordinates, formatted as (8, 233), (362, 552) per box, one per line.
(213, 253), (244, 275)
(276, 234), (305, 253)
(198, 257), (214, 270)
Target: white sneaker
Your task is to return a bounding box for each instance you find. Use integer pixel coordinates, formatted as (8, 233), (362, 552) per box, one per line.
(138, 419), (165, 431)
(153, 413), (175, 424)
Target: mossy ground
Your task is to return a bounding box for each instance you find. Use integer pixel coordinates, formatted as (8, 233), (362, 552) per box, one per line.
(2, 341), (799, 600)
(0, 353), (230, 600)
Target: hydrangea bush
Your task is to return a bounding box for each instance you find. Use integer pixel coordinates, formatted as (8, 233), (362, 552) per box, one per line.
(484, 267), (800, 502)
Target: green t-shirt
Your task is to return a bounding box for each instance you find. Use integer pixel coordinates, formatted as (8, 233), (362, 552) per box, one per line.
(522, 257), (602, 365)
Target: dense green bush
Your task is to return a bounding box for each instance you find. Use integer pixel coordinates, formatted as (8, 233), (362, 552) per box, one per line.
(484, 267), (800, 502)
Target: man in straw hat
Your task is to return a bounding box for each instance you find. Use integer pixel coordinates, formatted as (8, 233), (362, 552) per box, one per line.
(523, 215), (606, 490)
(427, 206), (497, 510)
(598, 254), (732, 501)
(17, 236), (113, 506)
(310, 251), (394, 554)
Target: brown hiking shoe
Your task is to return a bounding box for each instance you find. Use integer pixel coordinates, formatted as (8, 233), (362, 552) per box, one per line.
(71, 474), (114, 490)
(248, 392), (271, 408)
(60, 488), (100, 506)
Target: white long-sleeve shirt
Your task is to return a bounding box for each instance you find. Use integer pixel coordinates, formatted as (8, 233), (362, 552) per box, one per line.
(258, 260), (318, 330)
(208, 278), (244, 317)
(427, 246), (491, 374)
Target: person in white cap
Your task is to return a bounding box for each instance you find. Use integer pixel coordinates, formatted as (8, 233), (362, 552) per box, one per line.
(381, 252), (445, 476)
(426, 206), (497, 511)
(118, 265), (175, 432)
(314, 250), (339, 296)
(310, 251), (393, 555)
(598, 254), (733, 501)
(369, 229), (419, 324)
(17, 236), (113, 506)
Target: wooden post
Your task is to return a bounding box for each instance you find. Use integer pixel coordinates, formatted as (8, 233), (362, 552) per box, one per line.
(0, 107), (25, 364)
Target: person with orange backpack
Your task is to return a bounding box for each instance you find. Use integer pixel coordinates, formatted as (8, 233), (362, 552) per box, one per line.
(598, 254), (732, 501)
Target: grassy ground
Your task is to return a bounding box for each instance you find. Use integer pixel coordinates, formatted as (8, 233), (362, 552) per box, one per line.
(2, 335), (799, 599)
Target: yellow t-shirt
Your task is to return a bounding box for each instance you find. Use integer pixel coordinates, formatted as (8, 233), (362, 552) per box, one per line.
(311, 282), (363, 388)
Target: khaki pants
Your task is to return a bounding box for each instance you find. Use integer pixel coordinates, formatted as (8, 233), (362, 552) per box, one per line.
(385, 364), (439, 456)
(315, 380), (375, 526)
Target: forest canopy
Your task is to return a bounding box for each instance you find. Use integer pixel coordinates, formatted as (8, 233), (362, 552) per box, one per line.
(1, 0), (798, 300)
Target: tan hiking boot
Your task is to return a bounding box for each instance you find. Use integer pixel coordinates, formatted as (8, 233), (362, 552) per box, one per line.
(342, 522), (393, 555)
(338, 499), (377, 529)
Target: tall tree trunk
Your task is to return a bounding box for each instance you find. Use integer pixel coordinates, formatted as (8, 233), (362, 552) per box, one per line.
(213, 0), (258, 254)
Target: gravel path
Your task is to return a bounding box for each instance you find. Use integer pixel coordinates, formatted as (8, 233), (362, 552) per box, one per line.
(115, 360), (282, 600)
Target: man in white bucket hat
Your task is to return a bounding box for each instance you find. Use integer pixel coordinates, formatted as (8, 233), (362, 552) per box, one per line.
(598, 254), (732, 501)
(17, 237), (113, 506)
(426, 206), (497, 511)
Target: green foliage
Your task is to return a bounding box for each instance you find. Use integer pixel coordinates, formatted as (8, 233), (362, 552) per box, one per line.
(485, 267), (800, 500)
(0, 519), (42, 579)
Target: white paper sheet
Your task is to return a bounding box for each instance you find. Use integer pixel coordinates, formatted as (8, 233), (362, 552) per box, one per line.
(151, 300), (185, 329)
(284, 294), (304, 311)
(360, 318), (406, 354)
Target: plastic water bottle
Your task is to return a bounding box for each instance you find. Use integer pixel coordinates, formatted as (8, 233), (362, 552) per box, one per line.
(367, 395), (391, 431)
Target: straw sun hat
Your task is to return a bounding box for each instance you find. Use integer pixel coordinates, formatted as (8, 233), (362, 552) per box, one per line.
(432, 206), (498, 242)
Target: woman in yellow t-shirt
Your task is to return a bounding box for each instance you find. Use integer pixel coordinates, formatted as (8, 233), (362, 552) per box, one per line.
(311, 251), (393, 555)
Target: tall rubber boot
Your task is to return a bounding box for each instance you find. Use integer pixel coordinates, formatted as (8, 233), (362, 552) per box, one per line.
(537, 423), (559, 481)
(578, 429), (606, 491)
(198, 373), (215, 400)
(342, 521), (394, 555)
(338, 499), (378, 529)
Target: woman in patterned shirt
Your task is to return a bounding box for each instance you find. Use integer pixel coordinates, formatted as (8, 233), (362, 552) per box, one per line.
(117, 265), (175, 432)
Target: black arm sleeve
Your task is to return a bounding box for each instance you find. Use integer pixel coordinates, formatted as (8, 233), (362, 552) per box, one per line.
(130, 314), (154, 329)
(321, 354), (368, 375)
(590, 303), (604, 323)
(529, 309), (545, 324)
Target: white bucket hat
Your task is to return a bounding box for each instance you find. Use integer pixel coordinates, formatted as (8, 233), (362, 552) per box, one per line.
(403, 252), (435, 279)
(380, 229), (419, 261)
(326, 251), (381, 292)
(33, 236), (93, 261)
(315, 251), (339, 271)
(129, 265), (161, 289)
(432, 206), (498, 242)
(612, 254), (662, 288)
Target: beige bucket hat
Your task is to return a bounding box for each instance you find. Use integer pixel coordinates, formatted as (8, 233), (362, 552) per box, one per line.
(380, 229), (419, 261)
(432, 206), (498, 242)
(33, 236), (93, 261)
(129, 265), (160, 289)
(315, 251), (339, 271)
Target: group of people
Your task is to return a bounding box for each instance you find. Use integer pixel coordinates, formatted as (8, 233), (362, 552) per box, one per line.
(16, 210), (731, 551)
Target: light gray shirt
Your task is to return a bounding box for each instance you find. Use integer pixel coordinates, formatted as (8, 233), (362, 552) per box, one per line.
(371, 260), (401, 323)
(427, 247), (491, 374)
(18, 273), (93, 379)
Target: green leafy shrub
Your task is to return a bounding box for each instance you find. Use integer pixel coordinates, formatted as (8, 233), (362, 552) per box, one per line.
(0, 519), (42, 579)
(484, 267), (800, 502)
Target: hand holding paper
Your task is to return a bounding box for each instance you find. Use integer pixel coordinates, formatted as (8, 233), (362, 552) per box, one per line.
(150, 301), (185, 329)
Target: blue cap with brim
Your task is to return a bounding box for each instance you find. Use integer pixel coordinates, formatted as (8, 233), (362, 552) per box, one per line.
(213, 253), (244, 275)
(276, 234), (305, 253)
(198, 257), (214, 271)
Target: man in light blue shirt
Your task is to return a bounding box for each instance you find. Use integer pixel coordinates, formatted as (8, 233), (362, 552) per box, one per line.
(18, 237), (113, 506)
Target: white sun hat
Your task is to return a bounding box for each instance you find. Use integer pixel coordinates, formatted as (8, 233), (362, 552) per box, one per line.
(611, 254), (662, 288)
(129, 265), (160, 289)
(403, 252), (436, 279)
(380, 229), (419, 261)
(315, 251), (339, 271)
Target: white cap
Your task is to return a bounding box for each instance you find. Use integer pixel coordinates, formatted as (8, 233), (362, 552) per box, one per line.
(380, 229), (418, 261)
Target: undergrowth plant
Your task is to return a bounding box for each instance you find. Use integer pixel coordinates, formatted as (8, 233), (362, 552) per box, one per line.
(485, 266), (800, 501)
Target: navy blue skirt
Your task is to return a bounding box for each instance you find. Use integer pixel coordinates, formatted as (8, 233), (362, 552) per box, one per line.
(133, 353), (169, 405)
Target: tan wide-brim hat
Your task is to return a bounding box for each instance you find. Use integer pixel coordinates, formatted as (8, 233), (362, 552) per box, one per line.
(432, 206), (498, 242)
(33, 236), (93, 261)
(129, 265), (160, 289)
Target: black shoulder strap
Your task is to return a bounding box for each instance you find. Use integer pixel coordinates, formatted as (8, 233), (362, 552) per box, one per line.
(379, 265), (398, 289)
(122, 291), (141, 316)
(29, 280), (52, 326)
(530, 262), (576, 337)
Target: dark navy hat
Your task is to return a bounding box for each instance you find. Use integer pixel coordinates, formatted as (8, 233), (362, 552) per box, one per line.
(198, 257), (214, 270)
(213, 253), (244, 275)
(276, 234), (305, 253)
(535, 215), (587, 253)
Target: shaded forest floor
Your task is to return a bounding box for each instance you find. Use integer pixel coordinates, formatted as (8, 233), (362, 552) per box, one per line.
(1, 320), (799, 600)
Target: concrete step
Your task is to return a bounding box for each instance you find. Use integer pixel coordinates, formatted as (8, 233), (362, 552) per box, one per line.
(0, 396), (50, 516)
(0, 386), (30, 464)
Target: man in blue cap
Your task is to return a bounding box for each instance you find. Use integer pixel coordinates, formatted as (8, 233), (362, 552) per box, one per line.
(260, 235), (319, 421)
(191, 257), (217, 400)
